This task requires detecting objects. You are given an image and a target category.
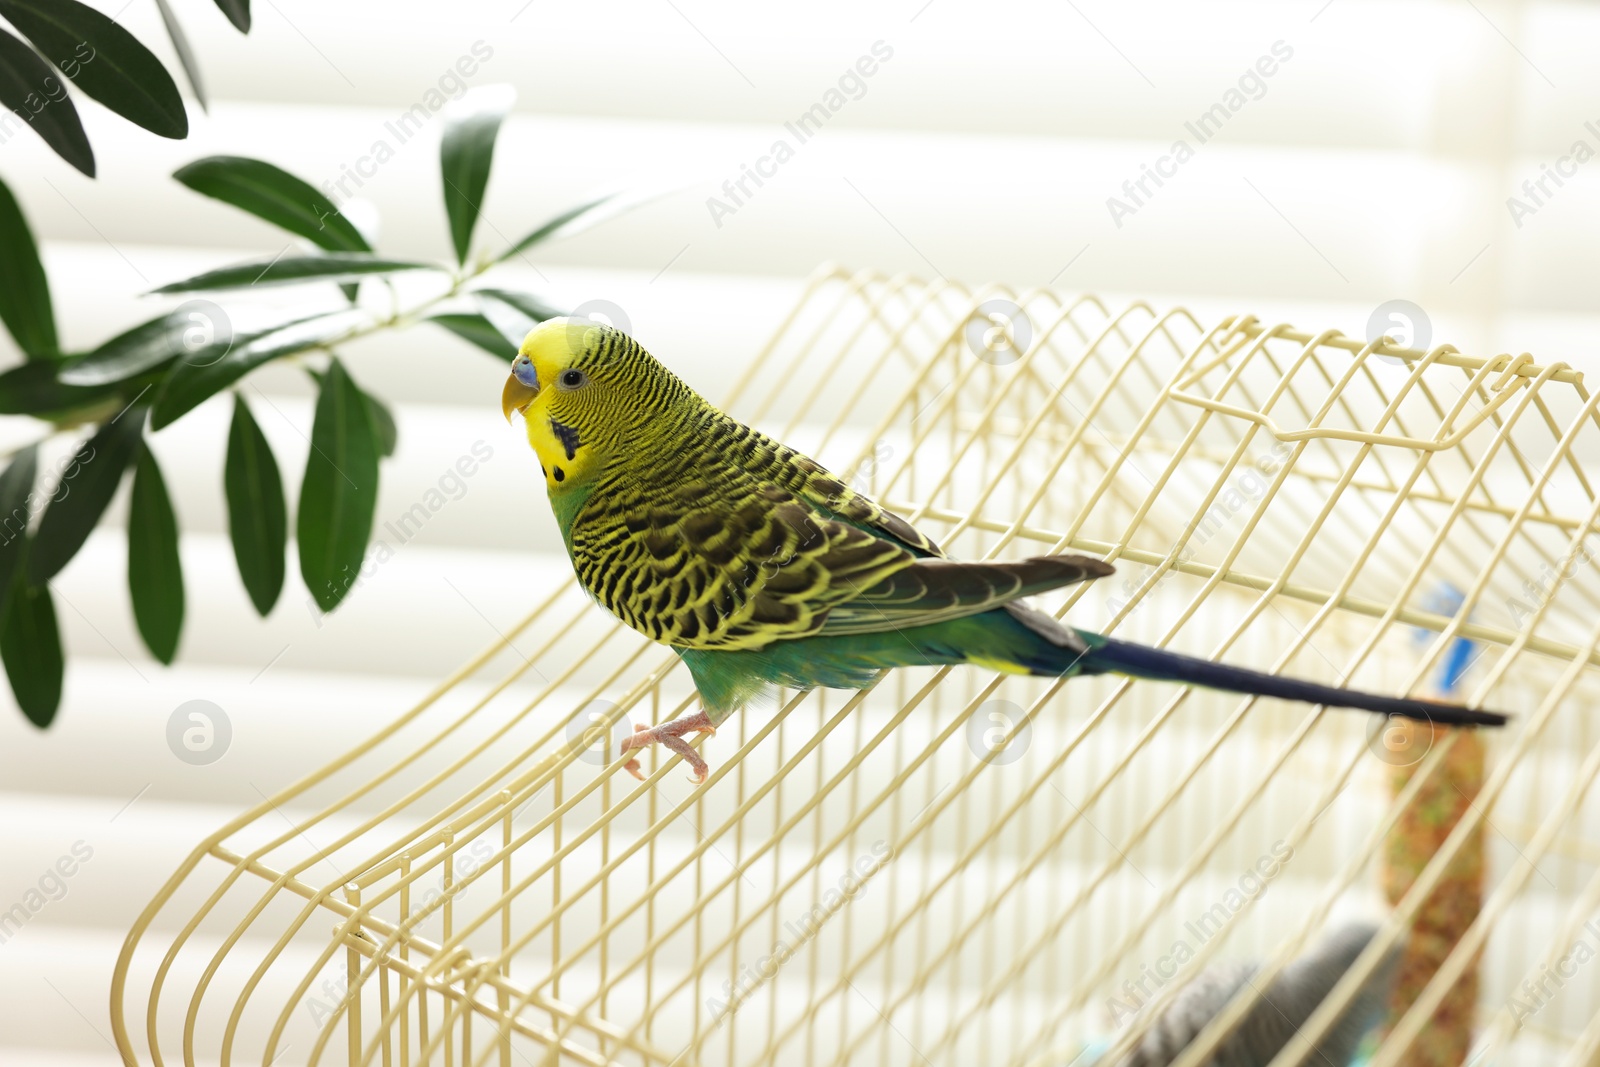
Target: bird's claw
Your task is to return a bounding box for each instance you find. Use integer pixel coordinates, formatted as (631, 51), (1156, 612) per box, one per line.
(618, 713), (717, 784)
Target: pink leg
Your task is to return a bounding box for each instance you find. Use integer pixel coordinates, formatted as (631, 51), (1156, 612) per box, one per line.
(619, 710), (718, 783)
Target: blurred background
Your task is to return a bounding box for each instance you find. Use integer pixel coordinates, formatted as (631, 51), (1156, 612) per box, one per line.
(2, 0), (1599, 1062)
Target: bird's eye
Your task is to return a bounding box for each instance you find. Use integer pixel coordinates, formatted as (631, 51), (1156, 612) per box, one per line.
(559, 369), (586, 389)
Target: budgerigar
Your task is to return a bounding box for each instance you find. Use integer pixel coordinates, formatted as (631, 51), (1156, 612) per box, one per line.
(500, 319), (1508, 782)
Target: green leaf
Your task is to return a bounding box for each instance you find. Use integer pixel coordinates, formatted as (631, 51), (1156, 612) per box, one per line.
(150, 311), (356, 429)
(175, 156), (370, 253)
(0, 28), (93, 176)
(475, 288), (563, 323)
(428, 312), (517, 361)
(0, 360), (119, 417)
(499, 192), (622, 261)
(154, 253), (438, 294)
(56, 310), (217, 386)
(29, 406), (144, 584)
(0, 445), (39, 621)
(0, 0), (188, 139)
(496, 189), (670, 263)
(0, 448), (46, 726)
(312, 357), (395, 456)
(2, 565), (62, 727)
(224, 392), (284, 615)
(365, 391), (396, 458)
(127, 444), (182, 663)
(212, 0), (250, 33)
(440, 85), (514, 265)
(298, 358), (379, 613)
(0, 175), (58, 359)
(474, 289), (562, 351)
(152, 0), (205, 111)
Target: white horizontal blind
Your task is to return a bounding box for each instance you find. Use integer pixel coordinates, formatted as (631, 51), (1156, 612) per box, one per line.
(1, 0), (1595, 1062)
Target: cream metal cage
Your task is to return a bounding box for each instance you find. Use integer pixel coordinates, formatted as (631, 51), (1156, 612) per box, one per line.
(111, 267), (1600, 1066)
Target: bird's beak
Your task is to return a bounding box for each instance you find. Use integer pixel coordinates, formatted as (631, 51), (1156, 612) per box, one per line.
(502, 373), (539, 423)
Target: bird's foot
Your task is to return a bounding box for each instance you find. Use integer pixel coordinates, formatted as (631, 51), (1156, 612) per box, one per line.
(620, 711), (718, 784)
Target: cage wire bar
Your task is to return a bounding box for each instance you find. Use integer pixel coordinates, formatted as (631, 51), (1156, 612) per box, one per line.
(111, 265), (1600, 1067)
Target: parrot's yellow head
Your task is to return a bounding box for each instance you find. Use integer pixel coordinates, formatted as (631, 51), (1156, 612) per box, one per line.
(501, 317), (687, 494)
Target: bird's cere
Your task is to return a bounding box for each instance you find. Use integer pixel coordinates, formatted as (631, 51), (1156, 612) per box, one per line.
(512, 353), (539, 389)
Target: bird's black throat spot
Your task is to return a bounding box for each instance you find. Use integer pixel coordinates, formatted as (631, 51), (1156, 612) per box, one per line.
(553, 465), (566, 482)
(549, 417), (581, 461)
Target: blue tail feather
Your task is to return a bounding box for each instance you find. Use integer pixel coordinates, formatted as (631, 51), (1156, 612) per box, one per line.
(1073, 634), (1508, 728)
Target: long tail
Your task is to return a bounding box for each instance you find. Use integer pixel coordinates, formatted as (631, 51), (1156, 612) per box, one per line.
(1076, 634), (1509, 728)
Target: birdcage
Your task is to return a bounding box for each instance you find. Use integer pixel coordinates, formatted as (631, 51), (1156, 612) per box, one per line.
(110, 266), (1600, 1067)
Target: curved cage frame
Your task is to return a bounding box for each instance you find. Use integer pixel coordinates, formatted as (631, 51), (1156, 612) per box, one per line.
(112, 266), (1600, 1066)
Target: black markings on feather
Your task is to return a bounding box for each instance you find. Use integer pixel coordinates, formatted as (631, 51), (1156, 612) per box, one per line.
(643, 529), (677, 560)
(682, 512), (723, 544)
(600, 562), (624, 606)
(553, 466), (565, 482)
(549, 417), (581, 461)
